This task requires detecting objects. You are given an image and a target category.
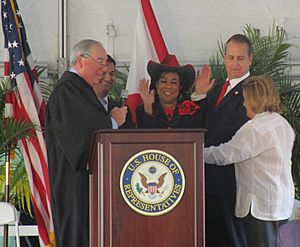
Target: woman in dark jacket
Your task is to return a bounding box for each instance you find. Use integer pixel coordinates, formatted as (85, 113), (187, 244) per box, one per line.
(136, 54), (204, 128)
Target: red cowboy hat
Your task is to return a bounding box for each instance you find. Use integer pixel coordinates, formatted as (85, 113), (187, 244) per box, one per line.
(147, 54), (195, 93)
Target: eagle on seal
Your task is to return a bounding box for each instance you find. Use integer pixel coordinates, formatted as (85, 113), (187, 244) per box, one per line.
(138, 172), (167, 194)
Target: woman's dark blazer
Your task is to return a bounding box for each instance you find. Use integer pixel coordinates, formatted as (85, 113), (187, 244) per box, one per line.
(136, 101), (205, 129)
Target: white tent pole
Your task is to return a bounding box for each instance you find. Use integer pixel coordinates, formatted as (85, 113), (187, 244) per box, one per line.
(58, 0), (67, 76)
(106, 19), (116, 57)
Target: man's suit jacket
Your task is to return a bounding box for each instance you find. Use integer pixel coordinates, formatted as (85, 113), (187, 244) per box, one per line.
(203, 79), (249, 194)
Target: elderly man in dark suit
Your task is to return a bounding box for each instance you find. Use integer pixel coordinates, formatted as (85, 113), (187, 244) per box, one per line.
(193, 34), (253, 246)
(46, 39), (127, 247)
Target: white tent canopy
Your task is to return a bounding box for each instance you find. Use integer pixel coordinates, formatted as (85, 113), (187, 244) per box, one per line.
(1, 0), (300, 76)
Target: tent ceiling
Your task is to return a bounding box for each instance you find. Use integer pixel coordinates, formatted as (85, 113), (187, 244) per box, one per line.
(1, 0), (300, 72)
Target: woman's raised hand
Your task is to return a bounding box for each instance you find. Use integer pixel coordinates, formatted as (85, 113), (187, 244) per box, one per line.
(139, 78), (155, 105)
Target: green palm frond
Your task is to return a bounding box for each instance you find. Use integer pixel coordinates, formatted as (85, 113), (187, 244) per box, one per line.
(108, 68), (128, 103)
(209, 38), (226, 84)
(0, 118), (37, 158)
(36, 65), (58, 102)
(0, 152), (32, 213)
(39, 79), (55, 103)
(9, 155), (32, 214)
(282, 91), (300, 130)
(245, 24), (292, 80)
(35, 66), (45, 78)
(292, 132), (300, 199)
(1, 78), (37, 157)
(0, 77), (37, 212)
(275, 75), (297, 90)
(0, 79), (9, 117)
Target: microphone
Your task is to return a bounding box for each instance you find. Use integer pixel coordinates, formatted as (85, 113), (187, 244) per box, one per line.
(120, 89), (129, 106)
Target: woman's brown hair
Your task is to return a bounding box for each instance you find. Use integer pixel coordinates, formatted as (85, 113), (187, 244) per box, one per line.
(243, 75), (280, 113)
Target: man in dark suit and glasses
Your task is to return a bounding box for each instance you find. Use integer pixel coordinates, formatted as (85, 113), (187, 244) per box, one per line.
(93, 54), (135, 128)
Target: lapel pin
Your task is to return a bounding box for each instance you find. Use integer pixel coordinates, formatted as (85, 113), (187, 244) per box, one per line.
(235, 91), (239, 95)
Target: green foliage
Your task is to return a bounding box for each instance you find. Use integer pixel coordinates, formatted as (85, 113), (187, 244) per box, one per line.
(0, 80), (6, 116)
(0, 152), (32, 214)
(36, 66), (58, 102)
(245, 24), (293, 80)
(136, 183), (143, 194)
(209, 24), (300, 199)
(108, 66), (129, 103)
(0, 78), (36, 213)
(209, 38), (227, 83)
(0, 118), (37, 158)
(0, 64), (129, 214)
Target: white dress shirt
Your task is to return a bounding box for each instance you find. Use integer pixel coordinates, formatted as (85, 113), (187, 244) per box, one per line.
(224, 72), (250, 96)
(205, 112), (295, 221)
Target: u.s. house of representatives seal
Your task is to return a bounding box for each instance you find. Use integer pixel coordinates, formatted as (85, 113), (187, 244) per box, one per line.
(120, 150), (185, 216)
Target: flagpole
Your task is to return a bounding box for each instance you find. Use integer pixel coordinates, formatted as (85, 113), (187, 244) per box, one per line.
(3, 150), (11, 247)
(58, 0), (67, 77)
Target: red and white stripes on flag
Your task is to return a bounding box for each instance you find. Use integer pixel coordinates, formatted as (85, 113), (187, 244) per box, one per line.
(2, 0), (55, 246)
(126, 0), (169, 122)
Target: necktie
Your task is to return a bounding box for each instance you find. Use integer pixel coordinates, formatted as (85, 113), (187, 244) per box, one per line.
(215, 80), (230, 107)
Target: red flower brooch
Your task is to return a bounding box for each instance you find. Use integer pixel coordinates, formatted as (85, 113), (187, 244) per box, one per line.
(178, 100), (200, 116)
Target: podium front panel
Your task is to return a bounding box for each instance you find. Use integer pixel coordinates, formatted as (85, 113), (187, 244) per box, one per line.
(89, 129), (205, 247)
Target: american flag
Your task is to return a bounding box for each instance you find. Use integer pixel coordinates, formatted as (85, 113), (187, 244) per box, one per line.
(1, 0), (55, 246)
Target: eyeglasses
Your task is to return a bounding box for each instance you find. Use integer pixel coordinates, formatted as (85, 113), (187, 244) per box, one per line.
(81, 54), (107, 67)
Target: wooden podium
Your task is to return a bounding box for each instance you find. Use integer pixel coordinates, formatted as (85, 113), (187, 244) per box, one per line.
(89, 129), (205, 247)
